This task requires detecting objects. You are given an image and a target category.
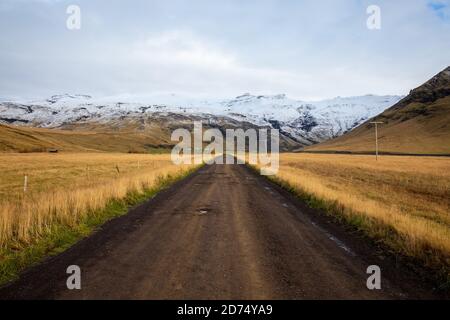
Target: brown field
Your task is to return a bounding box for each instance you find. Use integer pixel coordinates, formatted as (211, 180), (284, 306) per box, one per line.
(0, 153), (195, 248)
(275, 153), (450, 274)
(0, 123), (172, 153)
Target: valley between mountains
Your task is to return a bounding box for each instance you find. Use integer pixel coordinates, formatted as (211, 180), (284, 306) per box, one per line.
(0, 66), (449, 299)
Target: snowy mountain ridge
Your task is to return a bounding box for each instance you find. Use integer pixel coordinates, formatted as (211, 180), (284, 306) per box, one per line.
(0, 93), (402, 145)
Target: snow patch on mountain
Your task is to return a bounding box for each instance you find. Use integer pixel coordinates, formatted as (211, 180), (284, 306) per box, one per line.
(0, 93), (402, 145)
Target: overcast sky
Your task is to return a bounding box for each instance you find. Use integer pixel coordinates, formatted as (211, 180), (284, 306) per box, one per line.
(0, 0), (449, 100)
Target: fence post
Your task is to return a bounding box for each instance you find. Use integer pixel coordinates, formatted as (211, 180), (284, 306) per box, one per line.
(23, 175), (28, 193)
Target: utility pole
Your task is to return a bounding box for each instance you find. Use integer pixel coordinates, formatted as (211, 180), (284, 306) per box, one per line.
(370, 121), (383, 161)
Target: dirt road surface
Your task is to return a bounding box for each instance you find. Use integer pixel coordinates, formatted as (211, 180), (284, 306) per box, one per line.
(0, 163), (439, 299)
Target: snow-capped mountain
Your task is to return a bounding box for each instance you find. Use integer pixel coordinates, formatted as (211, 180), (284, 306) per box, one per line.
(0, 93), (402, 145)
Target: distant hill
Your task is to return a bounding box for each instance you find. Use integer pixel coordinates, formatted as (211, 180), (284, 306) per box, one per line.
(0, 123), (173, 153)
(307, 66), (450, 155)
(0, 113), (301, 153)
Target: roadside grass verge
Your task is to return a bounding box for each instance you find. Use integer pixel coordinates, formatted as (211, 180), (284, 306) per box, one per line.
(248, 154), (450, 290)
(0, 164), (199, 286)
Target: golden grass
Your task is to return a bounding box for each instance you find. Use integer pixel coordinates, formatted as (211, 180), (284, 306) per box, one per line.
(273, 153), (450, 274)
(0, 123), (172, 153)
(0, 153), (195, 248)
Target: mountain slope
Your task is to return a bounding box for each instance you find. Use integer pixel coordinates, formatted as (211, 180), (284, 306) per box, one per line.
(0, 123), (173, 153)
(307, 66), (450, 155)
(0, 93), (401, 148)
(0, 113), (301, 153)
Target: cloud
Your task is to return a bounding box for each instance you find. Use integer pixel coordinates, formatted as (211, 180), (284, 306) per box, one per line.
(0, 0), (449, 100)
(114, 30), (311, 98)
(130, 30), (237, 69)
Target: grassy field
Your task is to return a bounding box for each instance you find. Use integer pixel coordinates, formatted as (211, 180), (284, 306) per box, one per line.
(0, 123), (173, 153)
(272, 153), (450, 282)
(0, 153), (196, 284)
(0, 153), (175, 202)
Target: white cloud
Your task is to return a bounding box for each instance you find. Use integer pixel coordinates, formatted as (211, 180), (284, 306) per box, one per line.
(130, 30), (237, 69)
(96, 30), (312, 98)
(0, 0), (449, 100)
